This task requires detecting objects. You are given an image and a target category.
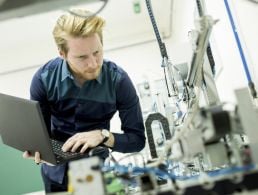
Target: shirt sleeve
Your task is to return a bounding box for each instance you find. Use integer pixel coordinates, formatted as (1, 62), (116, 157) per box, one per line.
(30, 69), (51, 134)
(112, 71), (146, 153)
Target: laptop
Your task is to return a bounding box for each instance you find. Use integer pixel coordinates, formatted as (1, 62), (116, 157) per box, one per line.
(0, 93), (107, 165)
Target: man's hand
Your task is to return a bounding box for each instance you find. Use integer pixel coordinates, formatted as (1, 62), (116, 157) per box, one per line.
(62, 130), (103, 153)
(22, 151), (54, 166)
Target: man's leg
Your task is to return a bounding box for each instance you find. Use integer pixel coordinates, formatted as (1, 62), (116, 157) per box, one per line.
(41, 167), (68, 193)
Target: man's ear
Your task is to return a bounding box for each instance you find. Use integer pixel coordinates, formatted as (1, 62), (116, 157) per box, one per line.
(59, 49), (66, 59)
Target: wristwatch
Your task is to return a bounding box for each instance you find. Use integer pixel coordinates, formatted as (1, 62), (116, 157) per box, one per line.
(101, 129), (110, 144)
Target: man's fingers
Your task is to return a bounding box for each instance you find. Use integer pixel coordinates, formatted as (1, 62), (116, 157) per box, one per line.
(34, 151), (41, 164)
(23, 151), (30, 158)
(80, 143), (89, 153)
(23, 151), (54, 166)
(62, 138), (76, 152)
(71, 140), (84, 152)
(23, 151), (34, 159)
(23, 151), (41, 165)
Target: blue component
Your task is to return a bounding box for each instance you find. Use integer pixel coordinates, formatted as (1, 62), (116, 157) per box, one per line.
(223, 0), (252, 83)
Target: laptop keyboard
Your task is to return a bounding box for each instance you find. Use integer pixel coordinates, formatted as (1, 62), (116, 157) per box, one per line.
(51, 139), (84, 159)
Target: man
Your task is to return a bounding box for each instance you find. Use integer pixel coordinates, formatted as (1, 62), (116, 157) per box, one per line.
(23, 9), (145, 192)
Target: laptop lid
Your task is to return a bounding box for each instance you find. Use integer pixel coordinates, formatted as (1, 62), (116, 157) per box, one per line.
(0, 93), (109, 165)
(0, 93), (60, 164)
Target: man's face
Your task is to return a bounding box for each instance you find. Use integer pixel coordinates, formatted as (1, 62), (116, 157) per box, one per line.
(61, 33), (103, 81)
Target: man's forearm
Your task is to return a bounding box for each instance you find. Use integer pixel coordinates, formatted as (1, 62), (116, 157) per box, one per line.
(111, 132), (145, 153)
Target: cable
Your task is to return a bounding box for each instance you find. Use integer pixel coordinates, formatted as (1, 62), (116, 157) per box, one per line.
(117, 153), (146, 167)
(145, 0), (178, 97)
(68, 0), (109, 18)
(223, 0), (257, 98)
(103, 162), (256, 182)
(145, 0), (167, 59)
(163, 68), (172, 97)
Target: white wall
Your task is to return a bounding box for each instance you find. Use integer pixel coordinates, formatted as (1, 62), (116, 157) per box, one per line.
(0, 0), (173, 99)
(0, 0), (258, 109)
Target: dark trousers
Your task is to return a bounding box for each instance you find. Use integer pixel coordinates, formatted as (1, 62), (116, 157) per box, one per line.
(41, 167), (68, 193)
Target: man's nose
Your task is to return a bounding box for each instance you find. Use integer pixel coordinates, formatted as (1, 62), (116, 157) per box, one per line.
(87, 56), (98, 69)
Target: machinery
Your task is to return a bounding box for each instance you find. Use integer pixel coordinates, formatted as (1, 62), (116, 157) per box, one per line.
(1, 0), (258, 194)
(68, 1), (258, 194)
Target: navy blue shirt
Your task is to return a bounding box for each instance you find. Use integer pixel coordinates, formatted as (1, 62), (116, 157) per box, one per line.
(30, 57), (145, 183)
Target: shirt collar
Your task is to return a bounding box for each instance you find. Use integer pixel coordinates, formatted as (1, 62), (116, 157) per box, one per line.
(96, 65), (103, 84)
(61, 60), (74, 82)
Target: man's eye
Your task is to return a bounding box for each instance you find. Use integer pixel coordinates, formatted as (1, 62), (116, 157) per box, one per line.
(78, 56), (87, 59)
(93, 51), (99, 55)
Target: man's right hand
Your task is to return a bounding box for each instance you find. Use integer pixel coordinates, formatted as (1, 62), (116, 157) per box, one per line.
(22, 151), (54, 166)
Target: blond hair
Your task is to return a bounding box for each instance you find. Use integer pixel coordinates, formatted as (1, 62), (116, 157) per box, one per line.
(53, 9), (105, 55)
